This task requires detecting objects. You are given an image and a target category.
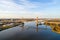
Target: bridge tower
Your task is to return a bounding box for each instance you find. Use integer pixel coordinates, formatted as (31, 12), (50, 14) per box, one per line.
(36, 17), (38, 26)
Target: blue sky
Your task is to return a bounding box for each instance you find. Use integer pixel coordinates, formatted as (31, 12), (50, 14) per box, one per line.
(0, 0), (60, 18)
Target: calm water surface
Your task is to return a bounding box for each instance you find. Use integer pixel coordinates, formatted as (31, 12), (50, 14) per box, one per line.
(0, 21), (60, 40)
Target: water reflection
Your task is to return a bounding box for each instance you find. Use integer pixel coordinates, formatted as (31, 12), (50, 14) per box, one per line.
(36, 24), (38, 32)
(19, 23), (24, 31)
(19, 22), (60, 34)
(0, 22), (60, 40)
(45, 23), (60, 34)
(20, 26), (24, 31)
(36, 24), (49, 32)
(51, 26), (60, 34)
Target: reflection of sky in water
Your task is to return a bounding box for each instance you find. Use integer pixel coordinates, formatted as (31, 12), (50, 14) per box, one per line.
(0, 21), (60, 40)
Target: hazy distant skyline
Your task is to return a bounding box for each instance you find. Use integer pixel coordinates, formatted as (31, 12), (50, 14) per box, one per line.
(0, 0), (60, 18)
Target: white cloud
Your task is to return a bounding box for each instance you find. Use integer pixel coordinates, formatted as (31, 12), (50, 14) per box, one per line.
(0, 0), (59, 18)
(0, 0), (40, 18)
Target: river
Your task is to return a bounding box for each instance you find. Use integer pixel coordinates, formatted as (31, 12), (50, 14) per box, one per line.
(0, 21), (60, 40)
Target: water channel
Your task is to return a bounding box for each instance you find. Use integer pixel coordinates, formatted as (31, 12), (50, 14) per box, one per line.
(0, 21), (60, 40)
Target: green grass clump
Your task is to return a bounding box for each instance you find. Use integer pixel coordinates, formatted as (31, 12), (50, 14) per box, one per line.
(0, 26), (12, 31)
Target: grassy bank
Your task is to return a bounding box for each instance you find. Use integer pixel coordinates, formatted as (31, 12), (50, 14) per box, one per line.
(0, 22), (24, 31)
